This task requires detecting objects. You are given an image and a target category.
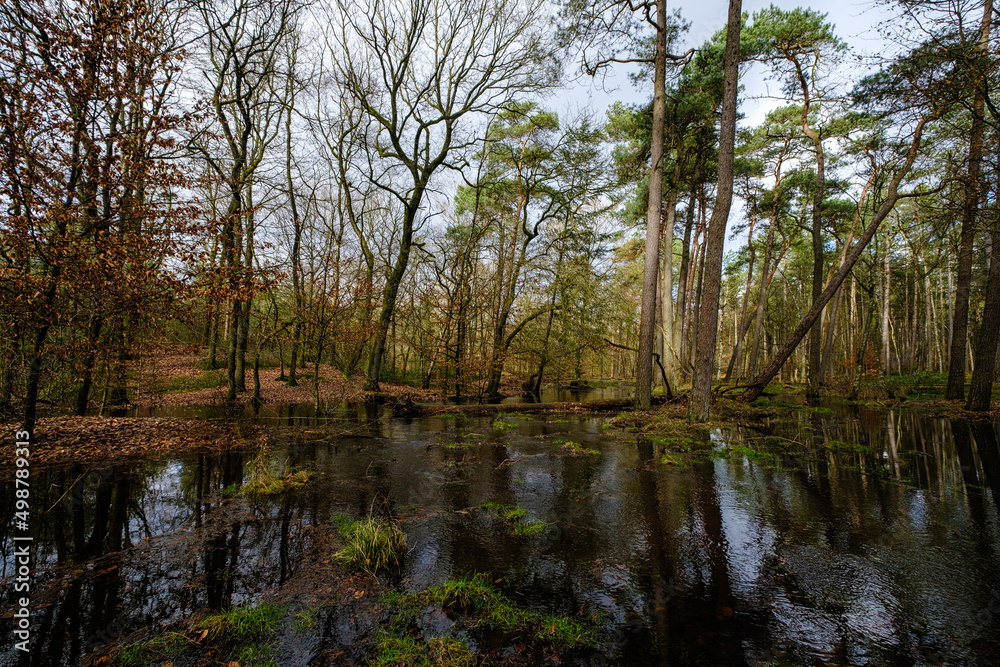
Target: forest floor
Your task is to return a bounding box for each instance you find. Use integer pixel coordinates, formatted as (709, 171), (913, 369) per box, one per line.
(132, 345), (451, 407)
(0, 416), (269, 467)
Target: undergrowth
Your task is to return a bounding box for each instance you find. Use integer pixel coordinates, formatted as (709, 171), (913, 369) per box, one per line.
(382, 574), (596, 652)
(113, 633), (187, 666)
(241, 444), (314, 496)
(371, 634), (475, 667)
(198, 603), (282, 641)
(480, 501), (547, 537)
(333, 515), (408, 576)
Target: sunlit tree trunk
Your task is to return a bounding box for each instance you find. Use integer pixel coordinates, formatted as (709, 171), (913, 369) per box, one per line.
(635, 0), (668, 409)
(688, 0), (741, 421)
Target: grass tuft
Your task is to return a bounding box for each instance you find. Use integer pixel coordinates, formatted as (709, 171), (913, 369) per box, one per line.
(241, 444), (314, 496)
(491, 419), (518, 431)
(560, 441), (600, 457)
(243, 469), (314, 496)
(198, 604), (282, 642)
(371, 634), (476, 667)
(235, 642), (279, 667)
(824, 440), (871, 454)
(332, 516), (407, 576)
(113, 633), (187, 666)
(512, 519), (546, 536)
(390, 574), (595, 649)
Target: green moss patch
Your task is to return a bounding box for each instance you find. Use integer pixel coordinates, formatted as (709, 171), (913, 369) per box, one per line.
(384, 574), (596, 652)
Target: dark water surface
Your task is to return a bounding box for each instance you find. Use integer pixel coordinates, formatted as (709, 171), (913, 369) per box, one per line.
(2, 402), (999, 665)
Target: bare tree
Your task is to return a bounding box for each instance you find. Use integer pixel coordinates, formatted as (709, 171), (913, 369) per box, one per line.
(328, 0), (554, 392)
(189, 0), (302, 400)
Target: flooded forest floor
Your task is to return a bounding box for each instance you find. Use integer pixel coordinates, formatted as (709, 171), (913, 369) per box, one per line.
(2, 373), (1000, 666)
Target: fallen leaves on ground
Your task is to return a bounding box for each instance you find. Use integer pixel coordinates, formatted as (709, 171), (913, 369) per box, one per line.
(0, 416), (267, 467)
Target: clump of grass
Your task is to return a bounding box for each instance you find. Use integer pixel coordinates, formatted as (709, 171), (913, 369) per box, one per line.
(560, 442), (600, 457)
(332, 516), (407, 576)
(160, 369), (226, 394)
(480, 501), (525, 522)
(198, 604), (282, 642)
(113, 633), (187, 666)
(650, 435), (700, 452)
(728, 445), (779, 463)
(499, 412), (531, 420)
(241, 444), (314, 496)
(235, 642), (279, 667)
(491, 419), (518, 431)
(293, 607), (318, 634)
(243, 469), (314, 496)
(512, 520), (546, 536)
(444, 441), (478, 450)
(371, 634), (475, 667)
(659, 453), (686, 467)
(480, 502), (546, 538)
(393, 574), (595, 648)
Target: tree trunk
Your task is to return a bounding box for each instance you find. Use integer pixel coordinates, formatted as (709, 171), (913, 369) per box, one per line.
(285, 96), (303, 388)
(366, 188), (424, 391)
(881, 233), (891, 372)
(947, 0), (992, 399)
(966, 217), (1000, 411)
(676, 175), (699, 377)
(688, 0), (742, 421)
(635, 0), (669, 409)
(724, 204), (756, 382)
(74, 313), (104, 416)
(803, 102), (826, 398)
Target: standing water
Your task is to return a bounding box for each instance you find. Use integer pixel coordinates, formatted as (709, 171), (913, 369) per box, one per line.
(1, 401), (998, 665)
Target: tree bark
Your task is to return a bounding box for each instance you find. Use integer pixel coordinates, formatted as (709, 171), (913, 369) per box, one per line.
(688, 0), (742, 421)
(947, 0), (992, 399)
(635, 0), (669, 409)
(881, 233), (891, 372)
(966, 217), (1000, 411)
(286, 102), (303, 387)
(366, 189), (423, 391)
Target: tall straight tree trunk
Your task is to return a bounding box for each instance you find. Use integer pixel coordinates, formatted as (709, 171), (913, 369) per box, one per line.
(660, 186), (678, 386)
(966, 217), (1000, 411)
(675, 168), (701, 377)
(688, 0), (741, 421)
(725, 205), (757, 381)
(74, 312), (104, 415)
(820, 287), (842, 383)
(742, 113), (938, 402)
(881, 234), (891, 372)
(635, 0), (669, 409)
(286, 103), (303, 388)
(689, 223), (706, 371)
(803, 121), (826, 397)
(924, 269), (935, 370)
(746, 221), (777, 380)
(947, 0), (992, 399)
